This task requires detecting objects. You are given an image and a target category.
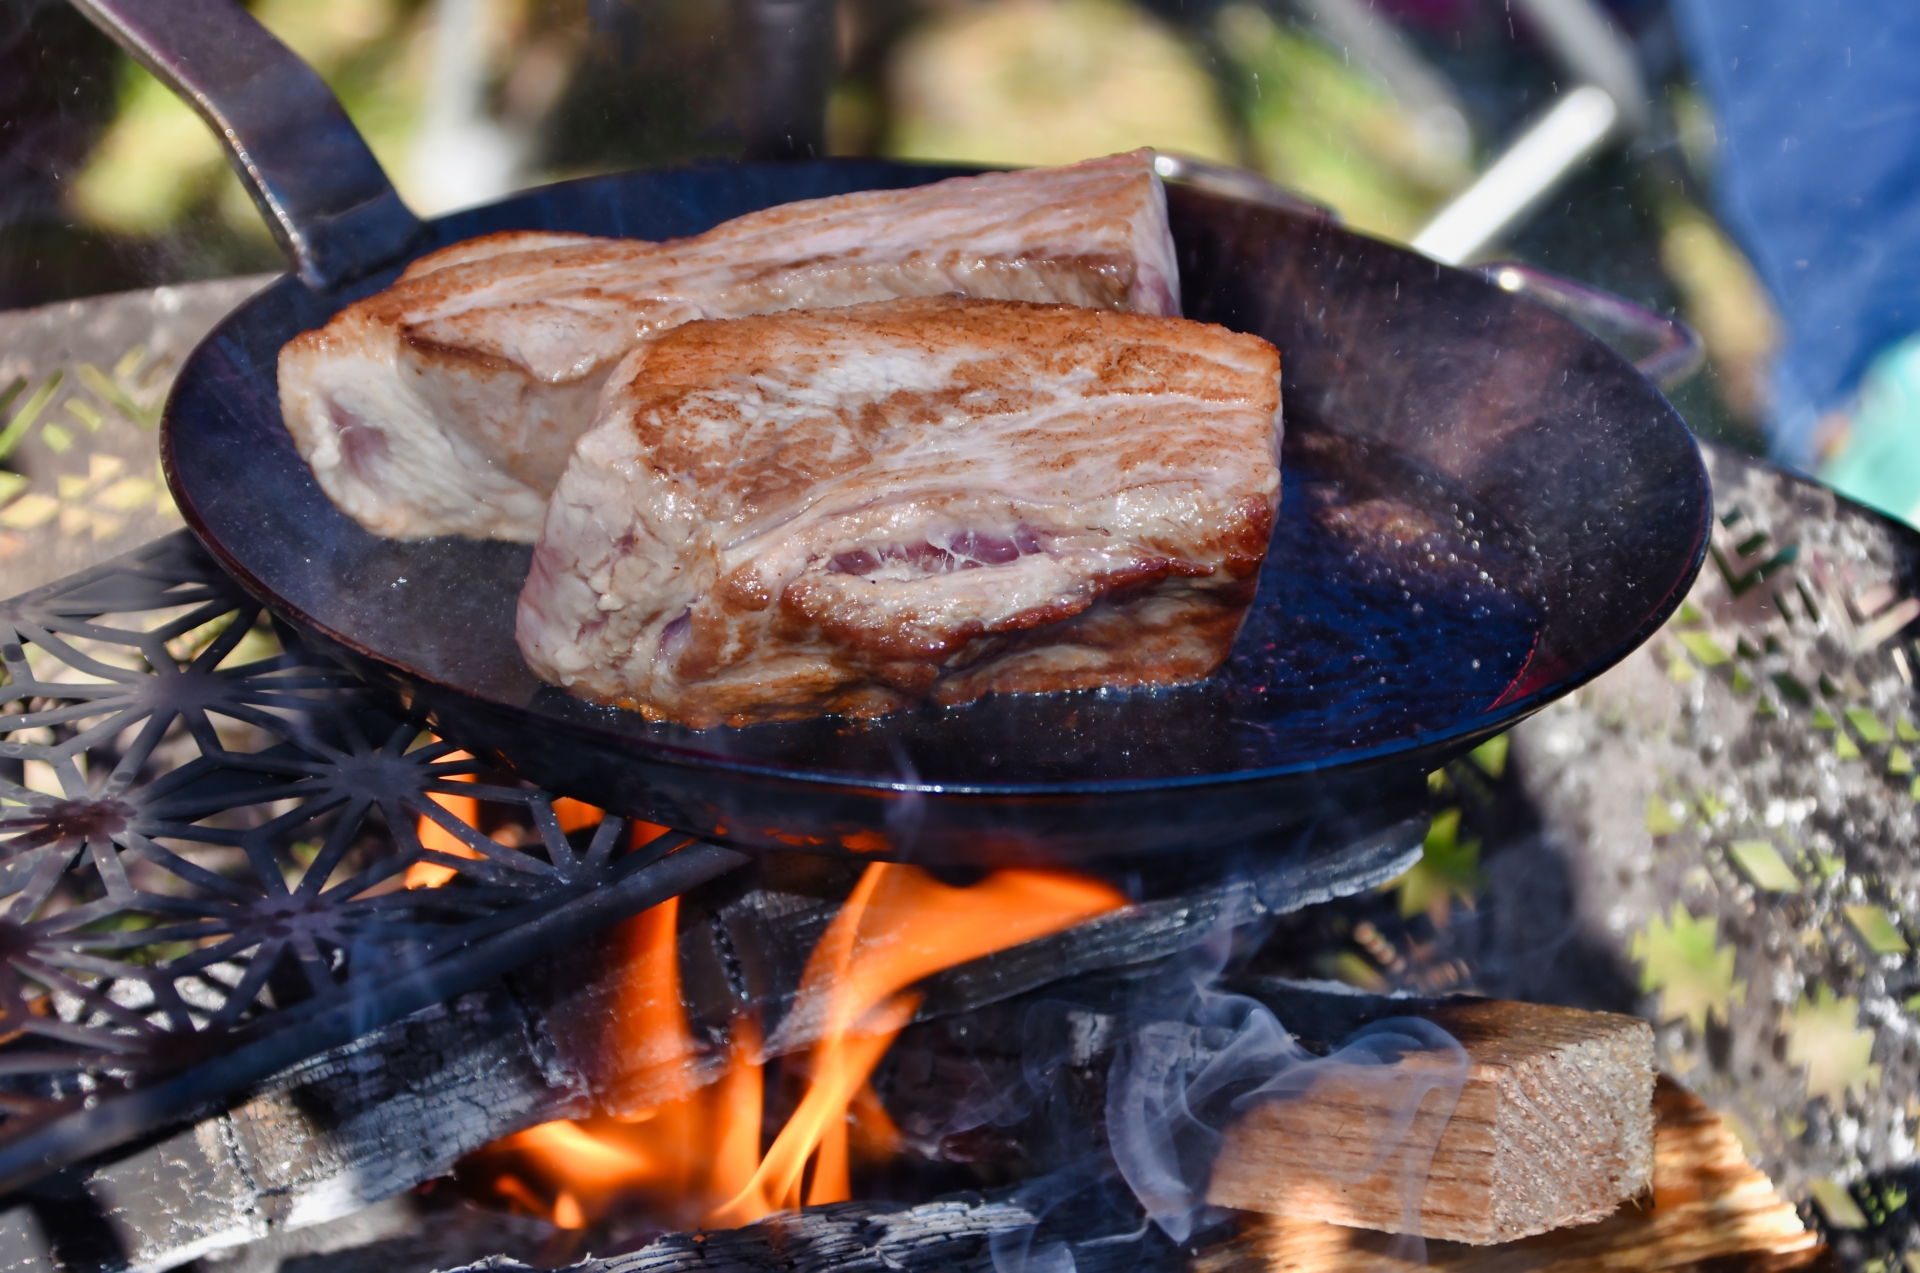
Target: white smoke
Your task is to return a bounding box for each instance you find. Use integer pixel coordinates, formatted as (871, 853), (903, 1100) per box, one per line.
(1105, 933), (1468, 1243)
(974, 929), (1470, 1273)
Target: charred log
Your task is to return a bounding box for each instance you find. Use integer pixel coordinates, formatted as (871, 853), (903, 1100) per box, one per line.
(0, 983), (581, 1273)
(521, 834), (1420, 1116)
(0, 971), (1649, 1271)
(438, 1192), (1195, 1273)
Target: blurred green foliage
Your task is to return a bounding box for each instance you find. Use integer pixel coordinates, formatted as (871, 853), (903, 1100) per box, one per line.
(1391, 806), (1485, 928)
(7, 0), (1784, 449)
(884, 0), (1237, 168)
(1211, 4), (1470, 241)
(1785, 983), (1882, 1108)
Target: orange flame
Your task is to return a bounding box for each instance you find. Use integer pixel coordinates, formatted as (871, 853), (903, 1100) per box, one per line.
(475, 987), (771, 1230)
(405, 753), (484, 889)
(612, 893), (698, 1094)
(465, 860), (1125, 1231)
(405, 747), (661, 889)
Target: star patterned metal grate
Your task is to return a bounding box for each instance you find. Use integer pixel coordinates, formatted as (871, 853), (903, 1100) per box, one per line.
(0, 531), (746, 1193)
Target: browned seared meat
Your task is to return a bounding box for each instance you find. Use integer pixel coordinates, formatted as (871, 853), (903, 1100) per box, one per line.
(515, 297), (1281, 728)
(278, 151), (1179, 542)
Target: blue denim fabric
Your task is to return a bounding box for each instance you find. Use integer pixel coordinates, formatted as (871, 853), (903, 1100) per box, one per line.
(1667, 2), (1920, 470)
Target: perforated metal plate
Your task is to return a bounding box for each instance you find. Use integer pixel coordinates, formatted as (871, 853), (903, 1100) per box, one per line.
(0, 531), (744, 1192)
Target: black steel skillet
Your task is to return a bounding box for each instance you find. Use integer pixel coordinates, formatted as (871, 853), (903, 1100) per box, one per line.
(72, 0), (1711, 871)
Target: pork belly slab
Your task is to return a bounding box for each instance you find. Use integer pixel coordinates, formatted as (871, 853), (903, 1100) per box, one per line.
(516, 296), (1282, 728)
(278, 151), (1179, 542)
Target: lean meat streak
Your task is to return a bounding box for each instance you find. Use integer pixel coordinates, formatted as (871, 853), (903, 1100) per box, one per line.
(278, 152), (1180, 542)
(517, 297), (1281, 727)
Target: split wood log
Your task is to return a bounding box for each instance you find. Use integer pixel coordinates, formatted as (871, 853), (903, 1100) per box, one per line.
(1204, 993), (1657, 1243)
(881, 978), (1655, 1246)
(1194, 1078), (1833, 1273)
(190, 1076), (1826, 1273)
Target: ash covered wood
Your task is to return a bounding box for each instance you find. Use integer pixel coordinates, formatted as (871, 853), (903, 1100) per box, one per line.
(436, 1194), (1189, 1273)
(484, 832), (1420, 1118)
(0, 983), (582, 1273)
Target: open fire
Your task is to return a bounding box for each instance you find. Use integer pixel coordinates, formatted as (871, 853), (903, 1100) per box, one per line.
(0, 730), (1675, 1273)
(0, 724), (1728, 1273)
(416, 780), (1127, 1233)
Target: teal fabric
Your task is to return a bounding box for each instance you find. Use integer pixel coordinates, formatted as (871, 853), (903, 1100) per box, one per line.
(1820, 332), (1920, 528)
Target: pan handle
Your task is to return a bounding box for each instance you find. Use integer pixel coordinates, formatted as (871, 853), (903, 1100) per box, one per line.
(66, 0), (425, 292)
(1482, 262), (1705, 391)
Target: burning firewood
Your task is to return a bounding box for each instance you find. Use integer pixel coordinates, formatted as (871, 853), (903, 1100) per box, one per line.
(14, 850), (1646, 1271)
(430, 1080), (1824, 1273)
(0, 856), (1305, 1270)
(1194, 1078), (1833, 1272)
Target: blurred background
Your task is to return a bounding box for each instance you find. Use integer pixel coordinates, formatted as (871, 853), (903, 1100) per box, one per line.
(0, 0), (1825, 463)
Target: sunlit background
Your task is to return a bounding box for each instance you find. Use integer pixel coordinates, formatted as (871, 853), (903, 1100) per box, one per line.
(1, 0), (1778, 450)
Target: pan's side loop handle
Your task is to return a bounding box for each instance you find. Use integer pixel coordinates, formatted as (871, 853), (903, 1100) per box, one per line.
(67, 0), (426, 293)
(1482, 262), (1705, 391)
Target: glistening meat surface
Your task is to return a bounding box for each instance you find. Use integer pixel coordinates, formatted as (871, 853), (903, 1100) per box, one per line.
(277, 151), (1179, 542)
(516, 297), (1282, 728)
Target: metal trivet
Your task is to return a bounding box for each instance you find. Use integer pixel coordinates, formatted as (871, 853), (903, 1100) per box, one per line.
(0, 531), (744, 1193)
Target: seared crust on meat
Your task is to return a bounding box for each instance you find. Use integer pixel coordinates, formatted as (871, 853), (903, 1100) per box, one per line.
(515, 296), (1281, 727)
(278, 151), (1180, 542)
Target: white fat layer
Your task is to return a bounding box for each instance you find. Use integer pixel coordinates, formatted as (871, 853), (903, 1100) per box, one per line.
(280, 338), (550, 540)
